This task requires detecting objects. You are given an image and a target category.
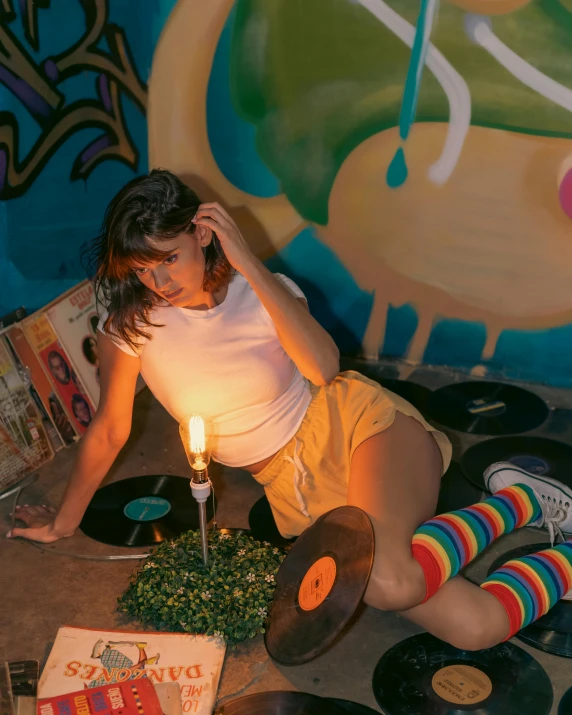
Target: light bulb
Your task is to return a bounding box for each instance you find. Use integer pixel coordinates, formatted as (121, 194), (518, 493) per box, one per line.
(179, 413), (212, 475)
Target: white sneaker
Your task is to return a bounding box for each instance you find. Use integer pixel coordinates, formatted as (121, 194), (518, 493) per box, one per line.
(484, 462), (572, 543)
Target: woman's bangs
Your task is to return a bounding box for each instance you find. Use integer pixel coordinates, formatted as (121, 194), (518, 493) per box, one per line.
(112, 231), (172, 279)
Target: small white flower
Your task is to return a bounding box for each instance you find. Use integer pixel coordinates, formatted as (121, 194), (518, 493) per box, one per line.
(257, 607), (267, 617)
(246, 572), (256, 583)
(220, 533), (231, 540)
(201, 591), (212, 600)
(272, 548), (280, 555)
(263, 541), (271, 546)
(265, 574), (275, 583)
(237, 549), (246, 556)
(177, 587), (184, 594)
(233, 588), (243, 597)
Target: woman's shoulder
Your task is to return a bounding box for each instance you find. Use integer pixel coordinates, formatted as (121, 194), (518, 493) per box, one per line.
(96, 304), (164, 357)
(233, 271), (305, 300)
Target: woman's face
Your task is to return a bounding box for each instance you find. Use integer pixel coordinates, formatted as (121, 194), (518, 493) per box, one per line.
(131, 228), (212, 308)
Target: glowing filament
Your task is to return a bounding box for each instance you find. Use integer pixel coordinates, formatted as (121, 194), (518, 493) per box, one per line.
(189, 415), (207, 470)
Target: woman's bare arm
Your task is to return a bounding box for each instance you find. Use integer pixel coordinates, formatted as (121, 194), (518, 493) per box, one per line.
(8, 333), (140, 543)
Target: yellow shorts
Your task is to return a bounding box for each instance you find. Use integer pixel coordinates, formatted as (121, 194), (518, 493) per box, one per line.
(252, 370), (452, 538)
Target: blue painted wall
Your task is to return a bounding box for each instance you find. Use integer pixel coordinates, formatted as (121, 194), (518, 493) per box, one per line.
(0, 0), (177, 315)
(5, 0), (572, 388)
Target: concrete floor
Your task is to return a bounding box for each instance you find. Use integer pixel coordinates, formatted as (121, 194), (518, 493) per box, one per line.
(2, 357), (572, 713)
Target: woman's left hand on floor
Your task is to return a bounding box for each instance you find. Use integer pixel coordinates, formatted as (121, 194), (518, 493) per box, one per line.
(6, 504), (64, 543)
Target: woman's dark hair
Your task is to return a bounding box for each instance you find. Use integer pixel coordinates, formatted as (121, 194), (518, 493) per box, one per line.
(84, 169), (234, 350)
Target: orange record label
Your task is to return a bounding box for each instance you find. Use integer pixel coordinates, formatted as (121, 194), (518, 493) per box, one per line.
(431, 665), (492, 705)
(298, 556), (337, 611)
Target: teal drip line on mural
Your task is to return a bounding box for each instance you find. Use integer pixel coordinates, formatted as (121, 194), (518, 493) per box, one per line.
(386, 0), (435, 189)
(386, 147), (408, 188)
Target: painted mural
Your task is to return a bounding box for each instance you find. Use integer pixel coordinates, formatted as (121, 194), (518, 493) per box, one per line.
(0, 0), (171, 316)
(148, 0), (572, 385)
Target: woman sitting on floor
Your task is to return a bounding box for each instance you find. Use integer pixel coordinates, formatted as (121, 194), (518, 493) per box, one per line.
(10, 169), (572, 651)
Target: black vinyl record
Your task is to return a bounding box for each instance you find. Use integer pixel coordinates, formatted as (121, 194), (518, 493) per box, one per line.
(377, 378), (432, 417)
(326, 698), (380, 714)
(265, 506), (374, 666)
(435, 462), (485, 516)
(427, 381), (549, 435)
(80, 474), (216, 547)
(559, 687), (572, 715)
(372, 632), (553, 715)
(488, 543), (572, 658)
(460, 436), (572, 492)
(214, 691), (347, 714)
(249, 496), (296, 548)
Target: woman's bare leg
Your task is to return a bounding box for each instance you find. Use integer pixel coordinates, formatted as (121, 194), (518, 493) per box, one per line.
(347, 411), (511, 650)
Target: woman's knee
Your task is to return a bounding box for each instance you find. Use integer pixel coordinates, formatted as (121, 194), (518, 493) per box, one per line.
(443, 616), (503, 652)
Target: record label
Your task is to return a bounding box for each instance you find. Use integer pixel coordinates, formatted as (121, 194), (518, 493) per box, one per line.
(123, 496), (172, 521)
(508, 454), (550, 475)
(431, 665), (492, 705)
(467, 398), (506, 417)
(299, 556), (337, 611)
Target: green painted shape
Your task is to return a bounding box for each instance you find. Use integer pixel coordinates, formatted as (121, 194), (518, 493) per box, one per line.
(230, 0), (572, 224)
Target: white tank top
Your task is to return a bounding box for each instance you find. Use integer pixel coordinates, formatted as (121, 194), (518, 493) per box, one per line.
(98, 273), (312, 466)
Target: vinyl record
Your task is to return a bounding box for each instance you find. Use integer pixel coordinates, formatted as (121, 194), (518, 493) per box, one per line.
(435, 462), (485, 516)
(249, 496), (296, 548)
(214, 691), (347, 714)
(427, 381), (549, 435)
(265, 506), (374, 666)
(559, 687), (572, 715)
(488, 543), (572, 658)
(377, 378), (432, 416)
(326, 698), (380, 715)
(372, 632), (553, 715)
(79, 474), (216, 547)
(460, 436), (572, 492)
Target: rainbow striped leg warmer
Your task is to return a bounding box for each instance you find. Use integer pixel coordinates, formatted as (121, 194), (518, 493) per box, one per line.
(411, 484), (542, 601)
(481, 542), (572, 638)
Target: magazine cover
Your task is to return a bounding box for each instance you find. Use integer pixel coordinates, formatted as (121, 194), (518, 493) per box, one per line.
(6, 326), (77, 447)
(0, 339), (54, 492)
(38, 627), (226, 715)
(37, 678), (163, 715)
(3, 329), (72, 450)
(46, 282), (100, 410)
(22, 315), (93, 437)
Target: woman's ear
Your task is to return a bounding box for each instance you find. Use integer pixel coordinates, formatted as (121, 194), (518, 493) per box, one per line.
(194, 224), (213, 247)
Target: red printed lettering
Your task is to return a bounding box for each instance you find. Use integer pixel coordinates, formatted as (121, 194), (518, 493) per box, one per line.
(184, 666), (203, 679)
(63, 661), (81, 677)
